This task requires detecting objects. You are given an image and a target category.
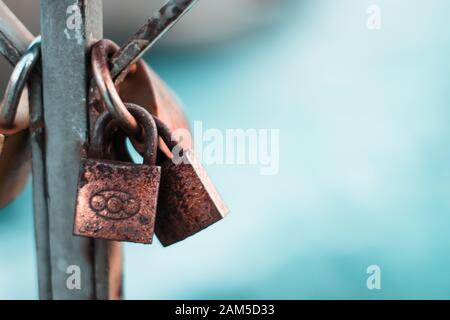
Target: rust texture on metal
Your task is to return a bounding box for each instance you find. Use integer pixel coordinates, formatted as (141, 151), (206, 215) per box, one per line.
(74, 104), (161, 244)
(90, 38), (191, 157)
(152, 117), (229, 247)
(89, 0), (199, 110)
(92, 39), (141, 137)
(86, 0), (197, 162)
(118, 58), (191, 150)
(109, 0), (199, 79)
(74, 158), (160, 243)
(86, 1), (198, 173)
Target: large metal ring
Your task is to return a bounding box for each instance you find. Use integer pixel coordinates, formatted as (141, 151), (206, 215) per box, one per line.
(91, 39), (141, 138)
(0, 36), (41, 135)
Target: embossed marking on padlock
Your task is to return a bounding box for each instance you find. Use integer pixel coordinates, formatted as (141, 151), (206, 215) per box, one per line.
(89, 189), (141, 220)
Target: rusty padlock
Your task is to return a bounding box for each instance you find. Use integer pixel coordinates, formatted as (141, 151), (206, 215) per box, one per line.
(73, 103), (161, 244)
(151, 117), (229, 247)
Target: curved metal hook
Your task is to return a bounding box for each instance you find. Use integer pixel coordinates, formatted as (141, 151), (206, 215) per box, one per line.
(0, 36), (41, 135)
(91, 39), (141, 138)
(91, 103), (158, 165)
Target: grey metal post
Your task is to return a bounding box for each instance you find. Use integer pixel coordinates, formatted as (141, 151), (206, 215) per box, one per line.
(40, 0), (120, 300)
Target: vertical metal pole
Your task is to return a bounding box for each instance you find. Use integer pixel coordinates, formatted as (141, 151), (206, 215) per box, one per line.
(40, 0), (119, 300)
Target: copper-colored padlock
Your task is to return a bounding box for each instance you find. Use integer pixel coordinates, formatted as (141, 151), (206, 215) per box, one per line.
(152, 117), (229, 247)
(73, 103), (161, 244)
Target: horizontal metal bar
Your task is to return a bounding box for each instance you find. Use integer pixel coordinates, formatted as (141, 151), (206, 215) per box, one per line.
(110, 0), (199, 78)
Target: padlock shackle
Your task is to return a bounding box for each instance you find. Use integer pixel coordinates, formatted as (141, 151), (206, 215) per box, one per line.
(91, 103), (158, 165)
(92, 39), (142, 138)
(152, 116), (180, 152)
(0, 36), (41, 135)
(90, 113), (119, 158)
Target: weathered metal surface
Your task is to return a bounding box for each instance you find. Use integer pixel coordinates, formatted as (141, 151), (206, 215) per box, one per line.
(40, 0), (122, 300)
(74, 159), (160, 243)
(87, 21), (194, 296)
(120, 60), (192, 155)
(156, 149), (229, 246)
(152, 118), (229, 247)
(110, 0), (199, 80)
(75, 104), (160, 244)
(88, 0), (199, 112)
(91, 39), (191, 158)
(86, 1), (197, 192)
(28, 71), (52, 299)
(91, 39), (141, 137)
(107, 57), (192, 158)
(91, 37), (192, 143)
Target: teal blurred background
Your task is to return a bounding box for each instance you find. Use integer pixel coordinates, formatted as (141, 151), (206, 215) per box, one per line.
(2, 0), (450, 299)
